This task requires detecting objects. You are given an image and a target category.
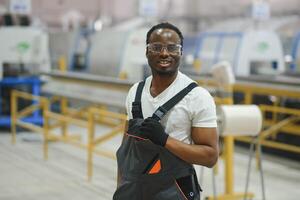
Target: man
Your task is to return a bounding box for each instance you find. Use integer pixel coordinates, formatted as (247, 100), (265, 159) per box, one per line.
(113, 22), (218, 200)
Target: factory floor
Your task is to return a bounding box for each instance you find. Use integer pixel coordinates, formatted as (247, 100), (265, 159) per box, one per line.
(0, 129), (299, 200)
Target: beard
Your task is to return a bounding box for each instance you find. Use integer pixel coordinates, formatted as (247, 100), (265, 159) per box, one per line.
(151, 67), (178, 76)
(148, 62), (180, 77)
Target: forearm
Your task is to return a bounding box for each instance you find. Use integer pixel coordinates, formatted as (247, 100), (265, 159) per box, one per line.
(165, 136), (218, 167)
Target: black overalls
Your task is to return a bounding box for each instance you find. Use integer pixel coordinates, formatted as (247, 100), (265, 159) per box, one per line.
(113, 81), (201, 200)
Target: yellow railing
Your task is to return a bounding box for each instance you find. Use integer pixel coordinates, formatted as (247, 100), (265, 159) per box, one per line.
(197, 78), (299, 199)
(87, 107), (127, 181)
(233, 83), (300, 156)
(11, 89), (126, 181)
(236, 106), (300, 154)
(198, 80), (300, 155)
(11, 90), (48, 144)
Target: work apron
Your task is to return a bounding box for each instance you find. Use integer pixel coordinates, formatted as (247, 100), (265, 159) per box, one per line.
(113, 81), (201, 200)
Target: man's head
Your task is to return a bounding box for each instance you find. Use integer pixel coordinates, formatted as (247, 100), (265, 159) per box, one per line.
(146, 22), (183, 46)
(146, 22), (183, 77)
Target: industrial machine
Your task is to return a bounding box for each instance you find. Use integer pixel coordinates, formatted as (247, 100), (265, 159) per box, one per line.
(49, 28), (93, 71)
(290, 31), (300, 73)
(49, 26), (148, 81)
(75, 28), (286, 81)
(0, 27), (50, 127)
(184, 30), (285, 77)
(48, 30), (78, 70)
(88, 27), (148, 81)
(0, 27), (50, 78)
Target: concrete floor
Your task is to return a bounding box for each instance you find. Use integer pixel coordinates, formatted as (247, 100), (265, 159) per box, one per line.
(0, 130), (299, 200)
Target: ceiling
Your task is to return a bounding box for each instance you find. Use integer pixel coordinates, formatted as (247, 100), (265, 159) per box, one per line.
(0, 0), (299, 30)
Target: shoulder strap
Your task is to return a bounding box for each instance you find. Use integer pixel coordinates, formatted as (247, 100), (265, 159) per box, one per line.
(152, 82), (198, 121)
(131, 80), (145, 119)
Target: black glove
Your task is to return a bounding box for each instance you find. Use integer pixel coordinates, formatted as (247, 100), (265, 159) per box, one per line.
(140, 117), (169, 146)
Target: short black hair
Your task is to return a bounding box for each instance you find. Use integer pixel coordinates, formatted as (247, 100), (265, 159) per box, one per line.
(146, 22), (183, 46)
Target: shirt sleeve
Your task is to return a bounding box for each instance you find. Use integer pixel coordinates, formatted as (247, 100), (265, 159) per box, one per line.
(125, 93), (131, 120)
(125, 83), (139, 120)
(190, 87), (217, 128)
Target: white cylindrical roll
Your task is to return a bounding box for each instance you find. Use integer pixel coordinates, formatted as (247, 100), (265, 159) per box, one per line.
(218, 105), (262, 136)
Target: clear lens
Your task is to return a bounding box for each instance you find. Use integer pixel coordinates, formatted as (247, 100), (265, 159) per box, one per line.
(167, 44), (179, 52)
(147, 43), (181, 54)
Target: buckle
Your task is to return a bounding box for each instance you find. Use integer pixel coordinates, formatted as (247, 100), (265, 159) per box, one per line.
(152, 106), (167, 120)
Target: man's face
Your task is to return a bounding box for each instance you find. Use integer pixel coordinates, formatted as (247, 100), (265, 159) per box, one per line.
(146, 28), (181, 76)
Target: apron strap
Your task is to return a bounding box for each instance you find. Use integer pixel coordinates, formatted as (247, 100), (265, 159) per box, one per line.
(131, 80), (145, 119)
(152, 82), (198, 121)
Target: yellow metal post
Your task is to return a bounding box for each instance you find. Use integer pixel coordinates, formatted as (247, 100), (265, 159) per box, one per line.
(271, 98), (280, 140)
(58, 56), (67, 72)
(223, 95), (234, 196)
(87, 109), (95, 181)
(11, 90), (17, 144)
(61, 97), (68, 139)
(244, 92), (252, 104)
(224, 135), (234, 194)
(43, 100), (50, 160)
(119, 71), (128, 79)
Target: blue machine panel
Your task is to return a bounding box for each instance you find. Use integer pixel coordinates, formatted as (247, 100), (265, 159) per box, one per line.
(0, 76), (42, 127)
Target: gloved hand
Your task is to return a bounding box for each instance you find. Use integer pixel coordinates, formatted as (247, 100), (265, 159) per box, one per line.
(140, 117), (169, 146)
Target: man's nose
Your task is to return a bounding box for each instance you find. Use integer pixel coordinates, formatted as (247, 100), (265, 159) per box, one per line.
(159, 47), (169, 57)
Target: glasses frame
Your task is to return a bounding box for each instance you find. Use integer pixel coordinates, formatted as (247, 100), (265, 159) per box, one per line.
(146, 43), (182, 54)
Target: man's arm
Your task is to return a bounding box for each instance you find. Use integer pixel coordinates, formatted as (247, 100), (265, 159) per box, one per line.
(165, 127), (218, 168)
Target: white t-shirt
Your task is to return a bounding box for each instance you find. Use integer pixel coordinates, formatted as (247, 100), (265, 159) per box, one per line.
(126, 71), (217, 144)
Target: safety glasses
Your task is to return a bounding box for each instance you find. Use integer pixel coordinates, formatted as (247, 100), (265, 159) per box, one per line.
(147, 43), (182, 54)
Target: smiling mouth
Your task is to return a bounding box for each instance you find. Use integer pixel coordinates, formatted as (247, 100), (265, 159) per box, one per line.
(158, 60), (171, 67)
